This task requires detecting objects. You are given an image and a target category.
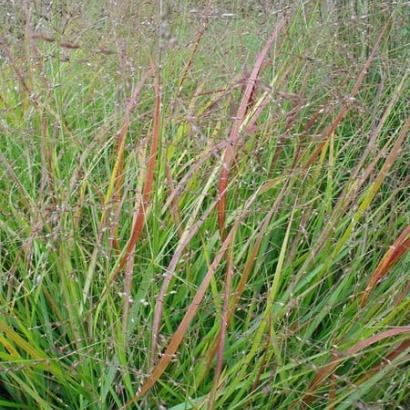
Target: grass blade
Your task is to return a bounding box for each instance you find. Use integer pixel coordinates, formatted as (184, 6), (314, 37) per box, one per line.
(217, 18), (286, 238)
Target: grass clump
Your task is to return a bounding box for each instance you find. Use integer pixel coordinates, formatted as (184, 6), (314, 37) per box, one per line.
(0, 1), (409, 409)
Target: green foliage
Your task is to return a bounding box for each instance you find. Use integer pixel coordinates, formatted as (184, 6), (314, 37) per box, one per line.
(0, 1), (409, 409)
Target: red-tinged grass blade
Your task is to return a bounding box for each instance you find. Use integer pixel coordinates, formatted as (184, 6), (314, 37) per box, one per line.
(361, 225), (410, 307)
(162, 136), (234, 213)
(117, 70), (161, 274)
(123, 225), (239, 408)
(357, 339), (410, 384)
(217, 18), (286, 239)
(152, 177), (280, 363)
(346, 327), (410, 356)
(119, 70), (161, 329)
(163, 78), (273, 216)
(328, 351), (338, 410)
(201, 179), (293, 378)
(151, 196), (220, 360)
(150, 164), (221, 359)
(289, 116), (410, 301)
(146, 180), (269, 401)
(94, 73), (160, 307)
(302, 326), (410, 406)
(319, 116), (410, 268)
(303, 21), (389, 169)
(103, 68), (152, 249)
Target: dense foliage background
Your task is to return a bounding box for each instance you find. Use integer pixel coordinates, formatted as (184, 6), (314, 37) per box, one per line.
(0, 1), (409, 408)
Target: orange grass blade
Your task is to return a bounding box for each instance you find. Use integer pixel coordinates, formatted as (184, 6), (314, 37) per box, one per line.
(119, 69), (161, 333)
(104, 68), (152, 248)
(151, 196), (220, 359)
(145, 180), (270, 402)
(361, 225), (410, 307)
(290, 116), (410, 298)
(356, 339), (410, 384)
(116, 69), (161, 274)
(123, 225), (239, 407)
(151, 171), (266, 358)
(303, 326), (410, 406)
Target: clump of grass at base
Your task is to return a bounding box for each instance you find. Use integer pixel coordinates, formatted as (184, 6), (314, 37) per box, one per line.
(0, 1), (409, 409)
